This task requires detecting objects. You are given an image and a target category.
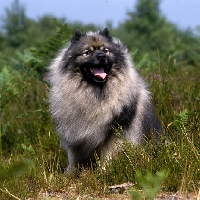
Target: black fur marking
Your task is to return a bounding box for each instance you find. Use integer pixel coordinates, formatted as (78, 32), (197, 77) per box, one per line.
(99, 27), (112, 40)
(71, 30), (85, 42)
(112, 50), (126, 66)
(60, 62), (69, 73)
(102, 27), (109, 36)
(141, 103), (163, 138)
(60, 61), (70, 74)
(60, 48), (78, 74)
(107, 98), (138, 135)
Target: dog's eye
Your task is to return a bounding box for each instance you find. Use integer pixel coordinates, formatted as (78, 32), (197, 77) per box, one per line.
(86, 50), (92, 55)
(83, 50), (92, 56)
(103, 48), (109, 53)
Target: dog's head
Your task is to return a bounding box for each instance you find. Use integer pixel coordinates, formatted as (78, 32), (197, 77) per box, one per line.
(61, 28), (127, 86)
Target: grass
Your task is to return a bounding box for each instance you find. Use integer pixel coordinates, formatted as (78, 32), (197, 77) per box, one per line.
(0, 63), (199, 199)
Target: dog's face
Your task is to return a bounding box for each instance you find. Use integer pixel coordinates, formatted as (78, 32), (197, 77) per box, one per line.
(62, 28), (126, 86)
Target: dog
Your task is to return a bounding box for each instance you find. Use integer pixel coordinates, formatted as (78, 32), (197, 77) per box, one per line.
(48, 28), (163, 174)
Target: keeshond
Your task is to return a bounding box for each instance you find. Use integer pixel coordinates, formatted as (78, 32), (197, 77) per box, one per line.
(49, 28), (162, 174)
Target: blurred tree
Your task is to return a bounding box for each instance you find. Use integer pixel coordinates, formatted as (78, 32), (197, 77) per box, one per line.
(0, 32), (6, 51)
(117, 0), (176, 59)
(3, 0), (27, 48)
(22, 15), (66, 48)
(1, 0), (64, 49)
(174, 29), (200, 66)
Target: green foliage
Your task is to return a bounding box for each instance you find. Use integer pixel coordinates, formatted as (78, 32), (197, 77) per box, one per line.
(170, 109), (188, 129)
(0, 66), (15, 94)
(0, 159), (34, 182)
(30, 21), (71, 70)
(0, 66), (29, 155)
(0, 66), (25, 108)
(0, 66), (29, 110)
(129, 171), (168, 200)
(0, 66), (53, 155)
(131, 49), (156, 70)
(13, 21), (72, 79)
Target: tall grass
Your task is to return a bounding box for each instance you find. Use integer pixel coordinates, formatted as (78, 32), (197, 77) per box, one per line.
(0, 61), (199, 199)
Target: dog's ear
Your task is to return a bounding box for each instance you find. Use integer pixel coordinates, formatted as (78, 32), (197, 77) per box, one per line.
(100, 27), (112, 39)
(102, 27), (109, 36)
(71, 30), (84, 42)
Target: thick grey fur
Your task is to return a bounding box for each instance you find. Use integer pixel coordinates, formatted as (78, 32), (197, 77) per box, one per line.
(48, 29), (162, 173)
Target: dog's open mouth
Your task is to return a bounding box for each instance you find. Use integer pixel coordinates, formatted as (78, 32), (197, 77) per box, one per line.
(90, 67), (108, 80)
(82, 64), (110, 84)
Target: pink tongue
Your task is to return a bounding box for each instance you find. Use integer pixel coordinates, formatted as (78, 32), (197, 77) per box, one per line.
(91, 68), (107, 80)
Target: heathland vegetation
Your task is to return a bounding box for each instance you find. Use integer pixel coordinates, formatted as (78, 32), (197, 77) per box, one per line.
(0, 0), (199, 199)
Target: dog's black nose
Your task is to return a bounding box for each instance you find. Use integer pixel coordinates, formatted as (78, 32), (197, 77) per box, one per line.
(97, 53), (106, 61)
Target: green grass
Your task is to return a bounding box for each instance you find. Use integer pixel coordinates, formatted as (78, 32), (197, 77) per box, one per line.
(0, 64), (199, 199)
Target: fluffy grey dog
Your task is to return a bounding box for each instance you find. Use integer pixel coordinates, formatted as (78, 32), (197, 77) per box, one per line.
(49, 28), (162, 173)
